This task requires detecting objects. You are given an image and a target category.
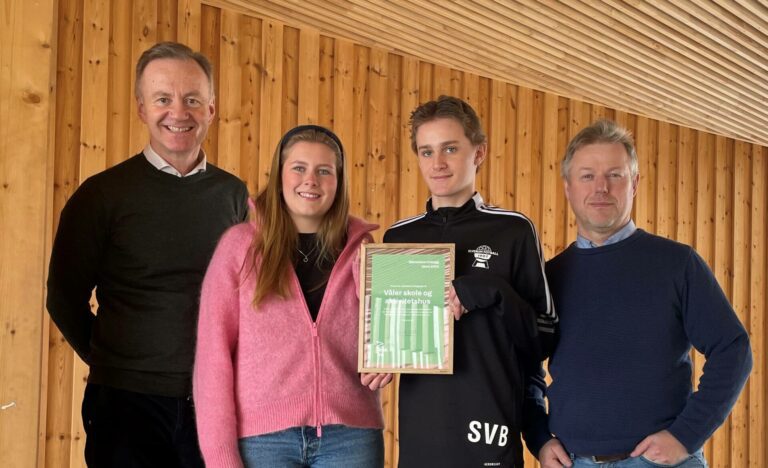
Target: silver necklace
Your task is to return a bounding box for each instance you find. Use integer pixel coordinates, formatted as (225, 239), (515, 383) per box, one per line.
(297, 245), (317, 263)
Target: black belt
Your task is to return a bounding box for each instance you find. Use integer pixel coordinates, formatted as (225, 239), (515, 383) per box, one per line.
(580, 453), (631, 463)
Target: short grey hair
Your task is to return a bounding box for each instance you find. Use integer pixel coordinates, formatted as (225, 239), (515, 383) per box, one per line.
(134, 41), (214, 99)
(561, 119), (638, 179)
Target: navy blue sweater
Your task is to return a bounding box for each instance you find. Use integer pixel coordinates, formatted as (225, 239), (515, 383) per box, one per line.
(527, 230), (751, 456)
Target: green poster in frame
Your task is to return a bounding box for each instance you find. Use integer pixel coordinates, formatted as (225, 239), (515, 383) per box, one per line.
(358, 243), (454, 374)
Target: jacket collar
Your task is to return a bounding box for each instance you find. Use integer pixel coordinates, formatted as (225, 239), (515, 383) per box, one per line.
(425, 192), (483, 221)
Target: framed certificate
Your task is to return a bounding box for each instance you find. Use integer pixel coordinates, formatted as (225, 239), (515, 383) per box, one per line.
(358, 243), (455, 374)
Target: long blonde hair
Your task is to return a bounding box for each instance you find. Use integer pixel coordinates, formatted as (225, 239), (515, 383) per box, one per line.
(251, 125), (350, 307)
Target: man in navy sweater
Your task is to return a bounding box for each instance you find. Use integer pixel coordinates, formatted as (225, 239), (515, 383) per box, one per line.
(525, 119), (752, 468)
(47, 42), (248, 467)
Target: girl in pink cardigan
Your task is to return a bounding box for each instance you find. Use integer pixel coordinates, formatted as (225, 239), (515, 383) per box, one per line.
(194, 125), (384, 467)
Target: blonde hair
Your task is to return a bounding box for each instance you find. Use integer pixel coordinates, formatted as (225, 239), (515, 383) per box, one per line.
(251, 126), (349, 307)
(562, 119), (638, 180)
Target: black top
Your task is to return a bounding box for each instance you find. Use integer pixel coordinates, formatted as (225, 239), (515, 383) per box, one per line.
(46, 154), (249, 397)
(294, 233), (332, 321)
(385, 193), (556, 468)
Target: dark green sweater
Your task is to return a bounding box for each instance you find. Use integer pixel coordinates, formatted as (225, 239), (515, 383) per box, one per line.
(47, 154), (248, 397)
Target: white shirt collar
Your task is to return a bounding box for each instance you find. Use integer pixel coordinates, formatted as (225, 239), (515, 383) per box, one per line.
(143, 144), (207, 177)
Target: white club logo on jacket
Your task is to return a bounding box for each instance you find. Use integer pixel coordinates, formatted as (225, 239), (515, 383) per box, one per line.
(468, 245), (498, 269)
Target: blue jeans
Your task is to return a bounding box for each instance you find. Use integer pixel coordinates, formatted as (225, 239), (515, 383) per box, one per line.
(571, 449), (707, 468)
(239, 425), (383, 467)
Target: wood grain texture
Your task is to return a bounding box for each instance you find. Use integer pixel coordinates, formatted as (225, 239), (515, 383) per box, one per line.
(45, 0), (83, 466)
(238, 14), (261, 194)
(129, 0), (157, 154)
(748, 145), (767, 467)
(216, 8), (242, 175)
(176, 0), (201, 49)
(10, 2), (763, 467)
(0, 1), (57, 467)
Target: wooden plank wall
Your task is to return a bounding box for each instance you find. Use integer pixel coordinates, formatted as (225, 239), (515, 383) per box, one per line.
(0, 1), (57, 467)
(1, 0), (764, 466)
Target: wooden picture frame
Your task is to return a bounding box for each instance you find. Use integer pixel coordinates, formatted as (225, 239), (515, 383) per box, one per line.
(358, 243), (455, 374)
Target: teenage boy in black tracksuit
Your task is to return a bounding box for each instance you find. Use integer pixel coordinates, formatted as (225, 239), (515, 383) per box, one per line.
(362, 96), (557, 467)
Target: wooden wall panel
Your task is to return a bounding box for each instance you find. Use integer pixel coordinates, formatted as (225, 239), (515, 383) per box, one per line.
(694, 135), (715, 407)
(129, 0), (157, 154)
(503, 84), (518, 212)
(655, 122), (677, 239)
(493, 83), (512, 208)
(554, 96), (570, 255)
(397, 56), (420, 228)
(633, 114), (650, 228)
(238, 14), (261, 195)
(199, 4), (219, 165)
(297, 28), (320, 125)
(215, 9), (242, 176)
(529, 90), (544, 230)
(384, 52), (402, 235)
(281, 25), (298, 131)
(731, 141), (753, 467)
(349, 45), (370, 220)
(106, 0), (132, 168)
(676, 127), (697, 247)
(540, 93), (560, 260)
(715, 136), (736, 467)
(256, 19), (282, 189)
(515, 87), (533, 215)
(80, 0), (109, 180)
(473, 76), (490, 200)
(1, 1), (760, 467)
(176, 0), (200, 49)
(332, 38), (354, 197)
(45, 0), (83, 466)
(317, 35), (334, 129)
(365, 47), (388, 227)
(157, 0), (178, 42)
(0, 1), (57, 467)
(748, 145), (767, 468)
(432, 64), (451, 98)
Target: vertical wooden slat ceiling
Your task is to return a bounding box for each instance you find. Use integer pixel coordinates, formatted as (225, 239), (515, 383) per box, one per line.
(208, 0), (768, 147)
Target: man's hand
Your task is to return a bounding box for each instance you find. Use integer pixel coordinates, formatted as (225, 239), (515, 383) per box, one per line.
(448, 285), (468, 320)
(630, 430), (689, 465)
(360, 373), (393, 391)
(539, 438), (572, 468)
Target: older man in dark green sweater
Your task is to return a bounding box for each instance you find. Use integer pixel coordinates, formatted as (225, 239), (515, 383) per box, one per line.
(46, 42), (248, 467)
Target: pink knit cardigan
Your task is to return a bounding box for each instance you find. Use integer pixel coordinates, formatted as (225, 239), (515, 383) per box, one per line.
(193, 216), (384, 468)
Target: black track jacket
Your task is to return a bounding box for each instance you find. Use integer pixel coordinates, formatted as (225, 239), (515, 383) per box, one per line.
(385, 193), (557, 468)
